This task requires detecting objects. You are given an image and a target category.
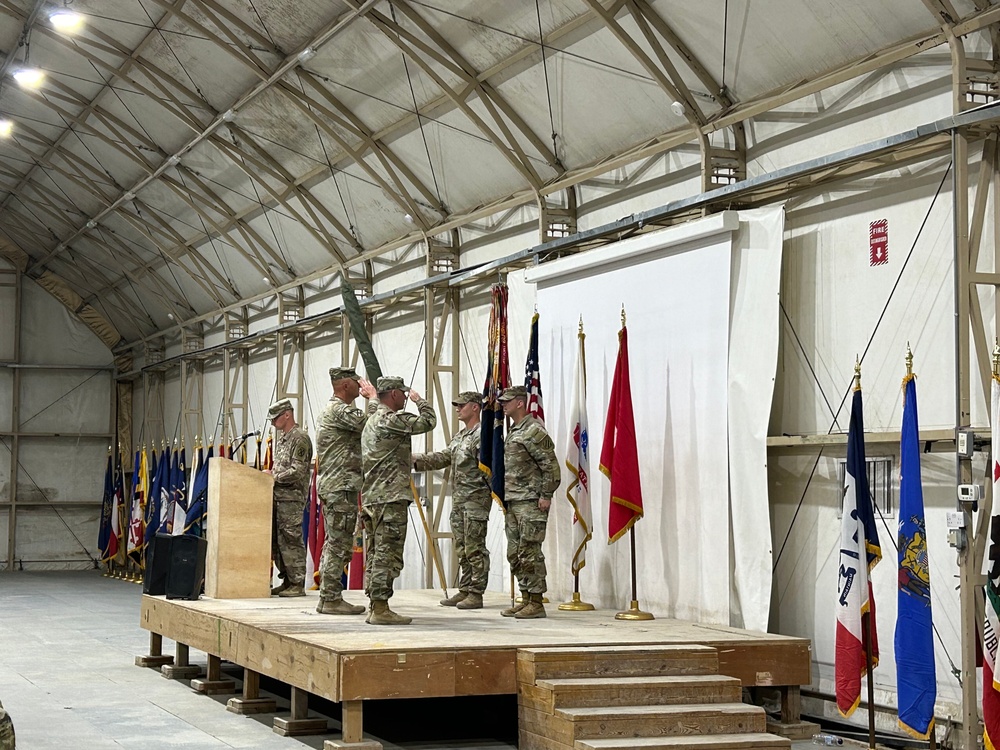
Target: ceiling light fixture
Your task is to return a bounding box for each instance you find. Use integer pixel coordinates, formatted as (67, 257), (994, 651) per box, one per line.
(85, 219), (96, 229)
(221, 109), (236, 122)
(13, 67), (45, 89)
(0, 120), (12, 138)
(165, 154), (181, 167)
(297, 47), (316, 63)
(49, 8), (84, 33)
(670, 100), (686, 117)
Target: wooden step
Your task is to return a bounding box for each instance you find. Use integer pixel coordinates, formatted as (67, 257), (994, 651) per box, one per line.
(574, 732), (792, 750)
(520, 703), (766, 746)
(518, 645), (719, 683)
(522, 674), (742, 712)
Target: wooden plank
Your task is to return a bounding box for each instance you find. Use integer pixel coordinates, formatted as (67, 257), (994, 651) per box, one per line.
(455, 649), (516, 695)
(518, 645), (719, 683)
(520, 704), (574, 746)
(536, 675), (742, 709)
(519, 682), (554, 713)
(518, 727), (574, 750)
(713, 642), (811, 688)
(575, 733), (793, 749)
(235, 623), (339, 701)
(556, 704), (767, 740)
(140, 597), (239, 660)
(340, 651), (455, 700)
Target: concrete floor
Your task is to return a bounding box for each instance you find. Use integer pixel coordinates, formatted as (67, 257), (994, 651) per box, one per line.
(0, 570), (824, 750)
(0, 571), (518, 749)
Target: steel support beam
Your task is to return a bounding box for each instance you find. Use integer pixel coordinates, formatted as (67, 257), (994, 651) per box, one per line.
(4, 267), (20, 570)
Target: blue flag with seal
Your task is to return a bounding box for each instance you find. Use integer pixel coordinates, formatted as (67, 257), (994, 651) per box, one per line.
(895, 373), (935, 738)
(184, 445), (212, 536)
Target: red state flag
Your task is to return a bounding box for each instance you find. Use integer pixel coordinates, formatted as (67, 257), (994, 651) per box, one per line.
(600, 322), (643, 543)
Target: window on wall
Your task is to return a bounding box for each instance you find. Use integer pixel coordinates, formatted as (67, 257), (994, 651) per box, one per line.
(837, 456), (894, 520)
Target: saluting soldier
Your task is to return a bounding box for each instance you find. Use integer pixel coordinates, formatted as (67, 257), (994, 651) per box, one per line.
(266, 398), (313, 598)
(413, 391), (491, 610)
(361, 376), (437, 625)
(314, 367), (376, 615)
(498, 385), (560, 619)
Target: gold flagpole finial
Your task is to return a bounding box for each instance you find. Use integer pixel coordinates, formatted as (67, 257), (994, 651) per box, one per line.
(993, 338), (1000, 378)
(107, 444), (112, 455)
(905, 342), (913, 378)
(621, 304), (626, 327)
(853, 356), (861, 391)
(578, 315), (584, 336)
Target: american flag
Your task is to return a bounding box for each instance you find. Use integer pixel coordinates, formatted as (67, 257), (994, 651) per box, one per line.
(525, 312), (544, 424)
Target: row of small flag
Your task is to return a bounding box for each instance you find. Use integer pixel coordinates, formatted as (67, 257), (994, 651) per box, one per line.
(97, 437), (272, 566)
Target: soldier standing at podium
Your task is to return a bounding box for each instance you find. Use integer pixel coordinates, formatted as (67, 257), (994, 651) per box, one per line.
(315, 367), (376, 615)
(266, 398), (313, 598)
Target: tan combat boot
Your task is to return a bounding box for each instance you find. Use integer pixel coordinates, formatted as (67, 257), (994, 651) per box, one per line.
(270, 580), (290, 596)
(515, 593), (546, 619)
(368, 600), (412, 625)
(278, 583), (305, 597)
(501, 591), (530, 617)
(316, 596), (366, 615)
(440, 590), (468, 607)
(456, 592), (483, 610)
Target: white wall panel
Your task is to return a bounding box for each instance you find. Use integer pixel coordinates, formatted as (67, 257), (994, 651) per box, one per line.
(15, 507), (99, 569)
(17, 438), (107, 504)
(17, 371), (111, 434)
(19, 281), (113, 367)
(0, 368), (11, 431)
(0, 282), (14, 361)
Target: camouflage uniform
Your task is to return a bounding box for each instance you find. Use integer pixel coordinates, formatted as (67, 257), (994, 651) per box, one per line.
(413, 420), (491, 595)
(503, 413), (560, 594)
(0, 700), (13, 750)
(315, 392), (372, 602)
(361, 381), (437, 601)
(271, 423), (313, 586)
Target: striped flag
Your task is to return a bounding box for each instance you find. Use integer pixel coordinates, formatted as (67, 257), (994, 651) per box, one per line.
(98, 453), (118, 562)
(525, 312), (544, 425)
(984, 373), (1000, 750)
(565, 320), (593, 573)
(126, 448), (148, 563)
(835, 386), (881, 716)
(895, 373), (935, 737)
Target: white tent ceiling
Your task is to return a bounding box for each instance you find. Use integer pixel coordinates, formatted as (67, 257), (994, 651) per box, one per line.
(0, 0), (991, 345)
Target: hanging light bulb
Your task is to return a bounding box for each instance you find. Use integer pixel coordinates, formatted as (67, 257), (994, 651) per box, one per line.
(0, 120), (12, 138)
(49, 8), (84, 33)
(13, 68), (45, 89)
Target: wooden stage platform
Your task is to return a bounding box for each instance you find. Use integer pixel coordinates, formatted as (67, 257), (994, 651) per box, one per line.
(138, 589), (813, 749)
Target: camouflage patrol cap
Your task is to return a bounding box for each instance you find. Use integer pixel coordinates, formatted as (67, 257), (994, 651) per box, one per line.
(329, 367), (361, 382)
(498, 385), (528, 402)
(267, 397), (294, 419)
(376, 376), (407, 392)
(452, 391), (482, 406)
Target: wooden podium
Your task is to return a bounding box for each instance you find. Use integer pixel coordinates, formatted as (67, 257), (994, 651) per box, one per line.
(205, 458), (273, 599)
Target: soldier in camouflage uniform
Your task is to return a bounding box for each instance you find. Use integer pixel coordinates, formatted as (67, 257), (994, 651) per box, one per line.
(361, 376), (437, 625)
(498, 385), (560, 619)
(314, 367), (377, 615)
(413, 391), (491, 610)
(266, 398), (313, 598)
(0, 700), (13, 750)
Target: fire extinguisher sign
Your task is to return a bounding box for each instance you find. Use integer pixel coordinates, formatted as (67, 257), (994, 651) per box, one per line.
(870, 219), (888, 266)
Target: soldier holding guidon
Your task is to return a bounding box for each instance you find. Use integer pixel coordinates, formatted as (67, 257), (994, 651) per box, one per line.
(413, 391), (491, 610)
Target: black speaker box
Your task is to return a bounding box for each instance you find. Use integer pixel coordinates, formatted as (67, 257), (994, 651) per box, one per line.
(142, 534), (173, 595)
(165, 534), (208, 600)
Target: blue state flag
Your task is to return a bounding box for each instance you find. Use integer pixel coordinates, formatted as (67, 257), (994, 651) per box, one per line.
(144, 450), (161, 549)
(895, 375), (935, 738)
(97, 453), (115, 561)
(184, 446), (212, 535)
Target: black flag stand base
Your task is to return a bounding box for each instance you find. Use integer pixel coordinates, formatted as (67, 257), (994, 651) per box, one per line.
(559, 573), (595, 611)
(615, 528), (654, 621)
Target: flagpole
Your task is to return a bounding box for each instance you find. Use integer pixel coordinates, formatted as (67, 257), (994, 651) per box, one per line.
(559, 571), (595, 611)
(854, 360), (876, 750)
(615, 527), (653, 620)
